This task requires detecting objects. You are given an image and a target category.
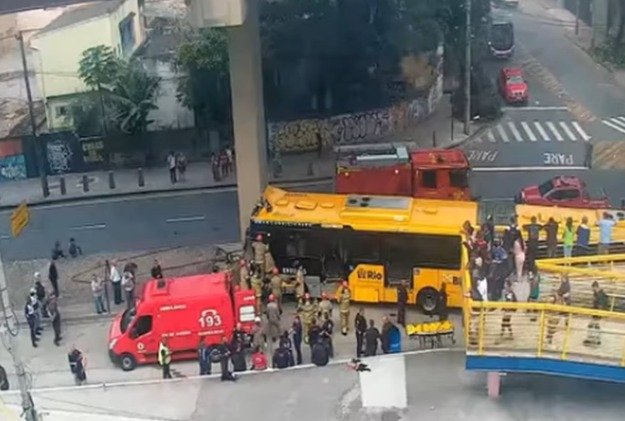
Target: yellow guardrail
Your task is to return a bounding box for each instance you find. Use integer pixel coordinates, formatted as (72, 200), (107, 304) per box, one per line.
(463, 253), (625, 367)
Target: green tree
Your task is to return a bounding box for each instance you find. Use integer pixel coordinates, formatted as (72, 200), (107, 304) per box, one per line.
(109, 61), (161, 134)
(175, 28), (230, 130)
(77, 45), (120, 133)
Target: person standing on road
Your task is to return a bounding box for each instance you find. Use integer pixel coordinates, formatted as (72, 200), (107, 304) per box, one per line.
(159, 338), (172, 379)
(562, 217), (575, 259)
(176, 152), (187, 182)
(29, 287), (42, 336)
(151, 259), (163, 279)
(291, 315), (303, 365)
(91, 274), (105, 315)
(321, 312), (335, 358)
(354, 307), (366, 357)
(48, 260), (59, 297)
(597, 212), (616, 255)
(364, 319), (380, 357)
(24, 299), (38, 348)
(336, 281), (351, 335)
(122, 270), (135, 310)
(110, 260), (122, 305)
(381, 316), (393, 354)
(396, 280), (408, 327)
(68, 346), (87, 385)
(307, 317), (321, 353)
(299, 293), (315, 343)
(544, 218), (559, 258)
(523, 216), (542, 265)
(47, 292), (62, 346)
(198, 338), (211, 375)
(265, 294), (281, 344)
(269, 269), (283, 313)
(576, 216), (591, 256)
(318, 292), (333, 319)
(217, 336), (237, 381)
(438, 283), (448, 321)
(167, 151), (177, 184)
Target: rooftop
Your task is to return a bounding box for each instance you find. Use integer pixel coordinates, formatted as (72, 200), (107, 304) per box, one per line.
(0, 0), (109, 14)
(36, 0), (125, 35)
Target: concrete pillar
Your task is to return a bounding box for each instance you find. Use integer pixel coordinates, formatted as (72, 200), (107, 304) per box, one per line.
(227, 0), (268, 240)
(487, 372), (501, 397)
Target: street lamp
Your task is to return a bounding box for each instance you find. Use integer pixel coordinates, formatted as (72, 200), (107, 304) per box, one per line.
(464, 0), (472, 136)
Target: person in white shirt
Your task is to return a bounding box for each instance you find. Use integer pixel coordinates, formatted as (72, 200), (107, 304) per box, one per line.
(122, 271), (135, 310)
(110, 260), (122, 305)
(91, 274), (105, 315)
(477, 277), (489, 302)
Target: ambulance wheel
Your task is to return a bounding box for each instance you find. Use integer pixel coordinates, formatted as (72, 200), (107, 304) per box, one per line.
(120, 354), (136, 371)
(417, 287), (439, 315)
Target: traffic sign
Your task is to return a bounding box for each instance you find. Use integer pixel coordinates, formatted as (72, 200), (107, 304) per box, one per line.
(10, 201), (29, 238)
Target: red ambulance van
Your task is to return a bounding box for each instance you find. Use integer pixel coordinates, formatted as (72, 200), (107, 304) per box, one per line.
(108, 272), (256, 371)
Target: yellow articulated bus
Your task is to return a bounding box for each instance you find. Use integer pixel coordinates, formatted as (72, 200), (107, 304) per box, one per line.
(249, 186), (475, 313)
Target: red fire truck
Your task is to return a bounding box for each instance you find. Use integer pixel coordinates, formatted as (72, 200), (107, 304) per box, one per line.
(336, 145), (471, 201)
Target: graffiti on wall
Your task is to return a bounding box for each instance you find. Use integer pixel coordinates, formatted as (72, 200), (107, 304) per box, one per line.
(46, 138), (74, 174)
(269, 44), (445, 153)
(0, 154), (27, 181)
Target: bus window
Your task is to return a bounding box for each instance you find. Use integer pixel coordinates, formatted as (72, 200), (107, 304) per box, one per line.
(381, 234), (415, 284)
(343, 232), (381, 264)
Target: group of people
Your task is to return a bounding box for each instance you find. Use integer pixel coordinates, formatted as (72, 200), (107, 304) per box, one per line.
(166, 151), (188, 184)
(210, 148), (234, 182)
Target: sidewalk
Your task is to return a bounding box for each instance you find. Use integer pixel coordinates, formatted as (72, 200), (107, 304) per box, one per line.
(535, 0), (625, 89)
(0, 94), (476, 209)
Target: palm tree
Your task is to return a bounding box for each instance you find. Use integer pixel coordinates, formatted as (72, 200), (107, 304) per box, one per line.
(109, 61), (161, 134)
(78, 45), (120, 134)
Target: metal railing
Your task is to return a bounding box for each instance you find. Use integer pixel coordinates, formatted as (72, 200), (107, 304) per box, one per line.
(463, 254), (625, 367)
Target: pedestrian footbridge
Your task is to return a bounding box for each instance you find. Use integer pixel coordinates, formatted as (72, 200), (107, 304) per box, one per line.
(464, 254), (625, 385)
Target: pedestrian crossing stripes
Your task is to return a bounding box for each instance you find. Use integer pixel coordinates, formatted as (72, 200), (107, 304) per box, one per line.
(473, 120), (591, 144)
(602, 116), (625, 135)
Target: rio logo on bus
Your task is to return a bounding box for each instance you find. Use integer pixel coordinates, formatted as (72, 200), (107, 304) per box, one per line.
(356, 266), (383, 281)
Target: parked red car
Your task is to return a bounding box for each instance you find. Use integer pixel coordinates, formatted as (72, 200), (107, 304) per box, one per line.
(516, 176), (610, 209)
(498, 67), (528, 104)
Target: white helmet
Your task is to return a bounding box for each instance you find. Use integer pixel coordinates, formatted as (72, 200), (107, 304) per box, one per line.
(34, 272), (41, 281)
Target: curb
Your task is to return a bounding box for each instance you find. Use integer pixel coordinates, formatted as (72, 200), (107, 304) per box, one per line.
(445, 123), (491, 149)
(1, 176), (338, 211)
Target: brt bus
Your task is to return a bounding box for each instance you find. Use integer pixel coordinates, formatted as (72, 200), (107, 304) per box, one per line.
(249, 186), (476, 313)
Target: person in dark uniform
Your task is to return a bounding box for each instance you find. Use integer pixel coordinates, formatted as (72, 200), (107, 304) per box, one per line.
(321, 312), (334, 358)
(438, 283), (448, 321)
(48, 260), (59, 297)
(198, 338), (211, 375)
(364, 319), (380, 357)
(230, 331), (247, 373)
(311, 338), (329, 367)
(307, 317), (321, 352)
(354, 308), (366, 357)
(396, 280), (408, 327)
(381, 316), (393, 354)
(151, 259), (163, 279)
(291, 315), (303, 365)
(47, 292), (62, 346)
(24, 300), (38, 348)
(217, 336), (237, 381)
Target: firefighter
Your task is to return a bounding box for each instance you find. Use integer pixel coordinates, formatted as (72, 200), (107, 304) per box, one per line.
(336, 280), (351, 335)
(252, 234), (267, 277)
(295, 265), (306, 301)
(299, 293), (316, 344)
(250, 268), (263, 315)
(270, 268), (283, 313)
(318, 292), (333, 319)
(264, 247), (277, 278)
(238, 259), (250, 290)
(265, 294), (281, 343)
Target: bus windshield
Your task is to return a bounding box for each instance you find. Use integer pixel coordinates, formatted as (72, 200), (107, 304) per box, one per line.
(491, 23), (514, 50)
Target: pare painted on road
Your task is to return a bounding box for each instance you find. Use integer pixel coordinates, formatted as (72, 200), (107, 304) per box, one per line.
(467, 150), (499, 163)
(543, 152), (574, 166)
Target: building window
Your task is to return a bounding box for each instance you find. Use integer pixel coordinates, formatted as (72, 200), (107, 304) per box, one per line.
(55, 105), (68, 118)
(118, 13), (136, 57)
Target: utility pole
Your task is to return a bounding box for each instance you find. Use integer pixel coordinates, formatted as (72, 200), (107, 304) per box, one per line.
(574, 0), (581, 36)
(0, 252), (38, 421)
(17, 31), (50, 198)
(463, 0), (472, 135)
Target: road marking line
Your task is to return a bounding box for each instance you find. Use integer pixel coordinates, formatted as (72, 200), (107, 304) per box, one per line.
(546, 121), (564, 141)
(571, 122), (591, 142)
(507, 122), (524, 142)
(603, 119), (625, 134)
(165, 215), (206, 223)
(503, 106), (568, 111)
(533, 121), (550, 141)
(616, 116), (625, 125)
(70, 223), (106, 231)
(473, 166), (587, 172)
(610, 117), (625, 129)
(487, 129), (496, 143)
(496, 124), (510, 143)
(559, 122), (577, 141)
(520, 121), (537, 142)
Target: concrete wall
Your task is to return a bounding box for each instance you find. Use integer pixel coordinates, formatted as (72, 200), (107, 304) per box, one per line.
(0, 14), (18, 54)
(141, 58), (195, 130)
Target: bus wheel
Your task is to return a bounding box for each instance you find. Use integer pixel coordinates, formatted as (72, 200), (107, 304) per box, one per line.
(417, 288), (439, 315)
(120, 353), (136, 371)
